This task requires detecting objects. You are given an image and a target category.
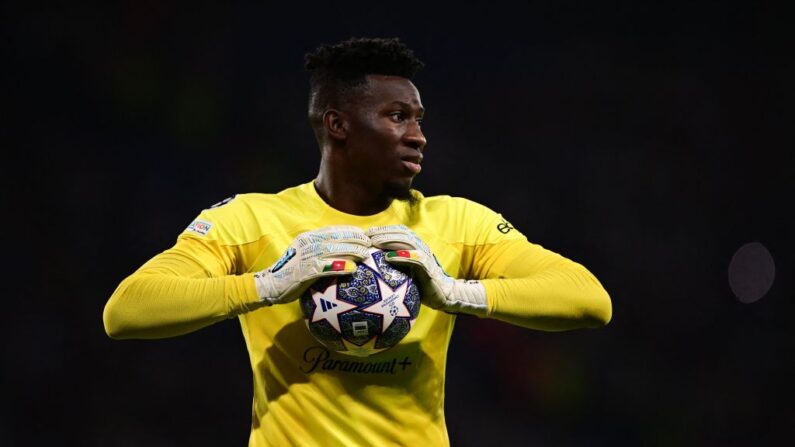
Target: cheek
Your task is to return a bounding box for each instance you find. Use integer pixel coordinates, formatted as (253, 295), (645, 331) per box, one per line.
(348, 119), (402, 168)
(358, 128), (399, 156)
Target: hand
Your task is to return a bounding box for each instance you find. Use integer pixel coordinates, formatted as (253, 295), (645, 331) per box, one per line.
(366, 225), (488, 317)
(254, 226), (371, 306)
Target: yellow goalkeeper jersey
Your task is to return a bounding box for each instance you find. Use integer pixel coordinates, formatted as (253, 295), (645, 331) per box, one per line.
(104, 180), (611, 446)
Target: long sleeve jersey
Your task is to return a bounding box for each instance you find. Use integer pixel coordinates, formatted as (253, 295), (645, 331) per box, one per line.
(104, 180), (611, 446)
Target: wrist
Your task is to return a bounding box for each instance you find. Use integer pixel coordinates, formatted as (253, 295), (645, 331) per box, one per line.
(222, 274), (269, 317)
(448, 280), (488, 318)
(253, 270), (276, 306)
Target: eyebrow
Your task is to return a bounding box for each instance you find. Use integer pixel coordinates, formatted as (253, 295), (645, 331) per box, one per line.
(389, 101), (425, 115)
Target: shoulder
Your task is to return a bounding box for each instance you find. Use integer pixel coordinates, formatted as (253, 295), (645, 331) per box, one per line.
(203, 183), (313, 218)
(417, 193), (496, 219)
(195, 192), (272, 221)
(413, 193), (524, 244)
(181, 184), (310, 244)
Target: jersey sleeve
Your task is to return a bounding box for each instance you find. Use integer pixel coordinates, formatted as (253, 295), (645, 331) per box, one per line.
(457, 200), (612, 331)
(103, 207), (261, 339)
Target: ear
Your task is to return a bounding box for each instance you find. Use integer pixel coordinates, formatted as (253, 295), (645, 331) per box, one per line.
(322, 109), (348, 141)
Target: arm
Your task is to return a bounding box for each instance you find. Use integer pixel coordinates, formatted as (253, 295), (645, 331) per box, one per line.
(468, 238), (612, 331)
(103, 226), (371, 340)
(369, 220), (611, 332)
(102, 237), (261, 340)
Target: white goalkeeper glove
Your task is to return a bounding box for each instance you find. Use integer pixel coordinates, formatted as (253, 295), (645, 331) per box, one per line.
(366, 225), (488, 317)
(254, 226), (371, 306)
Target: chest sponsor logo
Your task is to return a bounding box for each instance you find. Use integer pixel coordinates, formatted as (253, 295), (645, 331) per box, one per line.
(186, 219), (213, 236)
(300, 346), (413, 375)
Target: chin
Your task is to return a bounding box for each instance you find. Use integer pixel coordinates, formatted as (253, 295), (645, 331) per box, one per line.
(383, 180), (419, 206)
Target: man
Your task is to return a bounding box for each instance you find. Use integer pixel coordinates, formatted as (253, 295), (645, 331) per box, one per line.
(104, 37), (611, 446)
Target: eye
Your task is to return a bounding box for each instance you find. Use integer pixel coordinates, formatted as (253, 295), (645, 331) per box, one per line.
(389, 112), (406, 122)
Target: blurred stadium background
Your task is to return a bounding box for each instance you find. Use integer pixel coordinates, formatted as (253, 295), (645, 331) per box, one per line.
(3, 2), (792, 445)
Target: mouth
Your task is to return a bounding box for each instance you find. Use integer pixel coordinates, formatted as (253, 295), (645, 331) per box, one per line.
(400, 154), (423, 175)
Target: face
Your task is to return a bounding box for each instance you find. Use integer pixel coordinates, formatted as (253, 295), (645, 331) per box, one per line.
(342, 75), (427, 199)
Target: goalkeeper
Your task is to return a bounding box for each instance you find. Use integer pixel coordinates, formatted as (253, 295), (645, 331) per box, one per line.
(103, 37), (612, 447)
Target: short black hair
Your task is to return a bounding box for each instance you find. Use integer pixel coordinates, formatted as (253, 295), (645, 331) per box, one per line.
(304, 37), (424, 140)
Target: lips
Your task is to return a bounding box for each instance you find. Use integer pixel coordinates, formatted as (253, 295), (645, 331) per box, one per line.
(400, 153), (423, 175)
(402, 160), (422, 174)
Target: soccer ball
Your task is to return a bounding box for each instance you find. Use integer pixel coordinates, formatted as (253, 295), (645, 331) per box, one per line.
(299, 248), (421, 357)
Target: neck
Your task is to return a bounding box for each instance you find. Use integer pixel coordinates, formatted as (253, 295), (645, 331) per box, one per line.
(314, 161), (393, 216)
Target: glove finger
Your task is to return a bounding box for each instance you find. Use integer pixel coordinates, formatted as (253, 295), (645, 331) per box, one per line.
(383, 250), (429, 272)
(318, 243), (370, 261)
(369, 232), (419, 250)
(307, 258), (358, 280)
(365, 224), (409, 237)
(313, 226), (371, 246)
(281, 258), (358, 302)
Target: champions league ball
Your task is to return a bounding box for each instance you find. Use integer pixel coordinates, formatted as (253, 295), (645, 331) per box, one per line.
(299, 248), (421, 357)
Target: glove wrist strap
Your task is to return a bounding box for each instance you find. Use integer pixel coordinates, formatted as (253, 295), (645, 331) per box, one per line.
(450, 280), (489, 318)
(253, 271), (275, 305)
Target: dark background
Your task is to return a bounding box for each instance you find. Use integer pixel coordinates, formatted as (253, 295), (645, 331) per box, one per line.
(4, 1), (793, 446)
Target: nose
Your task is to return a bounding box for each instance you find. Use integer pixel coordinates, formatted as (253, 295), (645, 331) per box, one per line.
(403, 120), (427, 152)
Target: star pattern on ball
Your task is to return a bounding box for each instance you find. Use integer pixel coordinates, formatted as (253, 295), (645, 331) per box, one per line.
(309, 281), (357, 333)
(361, 251), (380, 274)
(361, 277), (411, 333)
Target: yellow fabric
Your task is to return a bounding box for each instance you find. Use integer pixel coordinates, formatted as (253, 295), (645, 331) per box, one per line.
(103, 180), (611, 447)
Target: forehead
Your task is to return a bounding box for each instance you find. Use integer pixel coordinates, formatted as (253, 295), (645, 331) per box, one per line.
(358, 75), (423, 110)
